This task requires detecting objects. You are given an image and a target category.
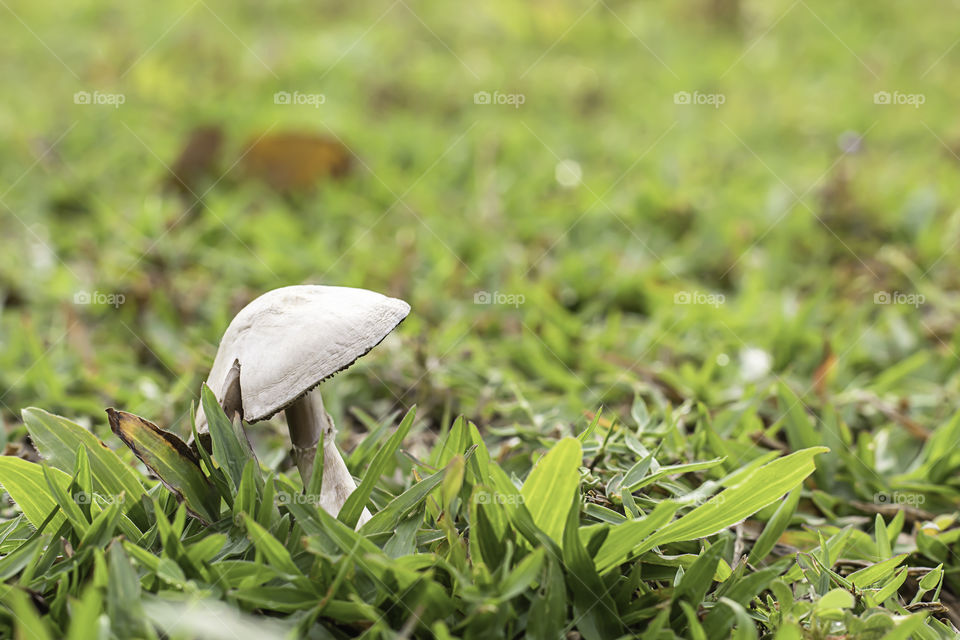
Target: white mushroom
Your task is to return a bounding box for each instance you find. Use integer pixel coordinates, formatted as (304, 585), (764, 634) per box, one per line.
(195, 285), (410, 525)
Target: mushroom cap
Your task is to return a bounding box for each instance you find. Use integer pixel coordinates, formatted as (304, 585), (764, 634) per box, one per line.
(204, 285), (409, 422)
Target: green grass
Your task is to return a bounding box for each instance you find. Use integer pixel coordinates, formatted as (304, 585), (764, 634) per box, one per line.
(2, 0), (960, 637)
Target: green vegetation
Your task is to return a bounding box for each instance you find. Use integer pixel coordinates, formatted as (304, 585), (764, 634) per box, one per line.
(2, 0), (960, 637)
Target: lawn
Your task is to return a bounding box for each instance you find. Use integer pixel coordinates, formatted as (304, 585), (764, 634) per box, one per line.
(2, 0), (960, 637)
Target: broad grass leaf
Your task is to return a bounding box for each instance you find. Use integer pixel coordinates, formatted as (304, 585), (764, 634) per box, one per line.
(777, 385), (828, 488)
(339, 406), (416, 529)
(346, 408), (395, 471)
(621, 450), (657, 488)
(441, 455), (465, 514)
(22, 407), (145, 507)
(0, 536), (47, 581)
(875, 514), (892, 560)
(289, 500), (383, 562)
(1, 587), (53, 640)
(497, 548), (546, 602)
(562, 494), (622, 640)
(201, 383), (256, 492)
(777, 386), (818, 451)
(527, 557), (566, 640)
(520, 437), (582, 545)
(18, 527), (64, 586)
(627, 457), (725, 491)
(784, 526), (854, 582)
(186, 533), (229, 565)
(257, 473), (278, 530)
(466, 421), (491, 483)
(383, 516), (421, 558)
(41, 463), (89, 536)
(360, 451), (468, 536)
(643, 447), (827, 550)
(673, 542), (725, 609)
(593, 501), (679, 573)
(577, 410), (602, 443)
(0, 457), (70, 528)
(703, 568), (780, 640)
(917, 563), (943, 594)
(881, 612), (930, 639)
(241, 515), (308, 586)
(815, 588), (854, 611)
(107, 544), (152, 639)
(678, 601), (707, 640)
(122, 541), (161, 573)
(715, 598), (758, 640)
(143, 598), (291, 640)
(747, 488), (801, 565)
(191, 412), (234, 508)
(156, 558), (188, 588)
(869, 567), (908, 605)
(232, 588), (367, 617)
(67, 586), (103, 640)
(469, 485), (510, 570)
(107, 408), (219, 523)
(848, 554), (908, 589)
(233, 459), (261, 520)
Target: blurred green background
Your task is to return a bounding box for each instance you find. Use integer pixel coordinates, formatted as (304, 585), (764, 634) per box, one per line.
(1, 0), (958, 450)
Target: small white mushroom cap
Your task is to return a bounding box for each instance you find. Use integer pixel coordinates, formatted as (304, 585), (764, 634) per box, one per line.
(198, 285), (409, 426)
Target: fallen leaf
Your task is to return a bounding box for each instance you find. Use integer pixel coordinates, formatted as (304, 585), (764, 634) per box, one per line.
(167, 125), (224, 197)
(107, 408), (219, 523)
(240, 132), (352, 192)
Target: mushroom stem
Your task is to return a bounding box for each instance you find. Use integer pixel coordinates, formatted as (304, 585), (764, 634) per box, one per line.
(284, 389), (330, 481)
(284, 390), (370, 524)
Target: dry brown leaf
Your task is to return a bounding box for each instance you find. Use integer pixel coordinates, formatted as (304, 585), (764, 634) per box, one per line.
(167, 125), (224, 196)
(239, 132), (352, 192)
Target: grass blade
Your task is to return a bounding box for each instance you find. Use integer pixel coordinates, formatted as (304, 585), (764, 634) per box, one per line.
(520, 437), (582, 545)
(339, 406), (416, 529)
